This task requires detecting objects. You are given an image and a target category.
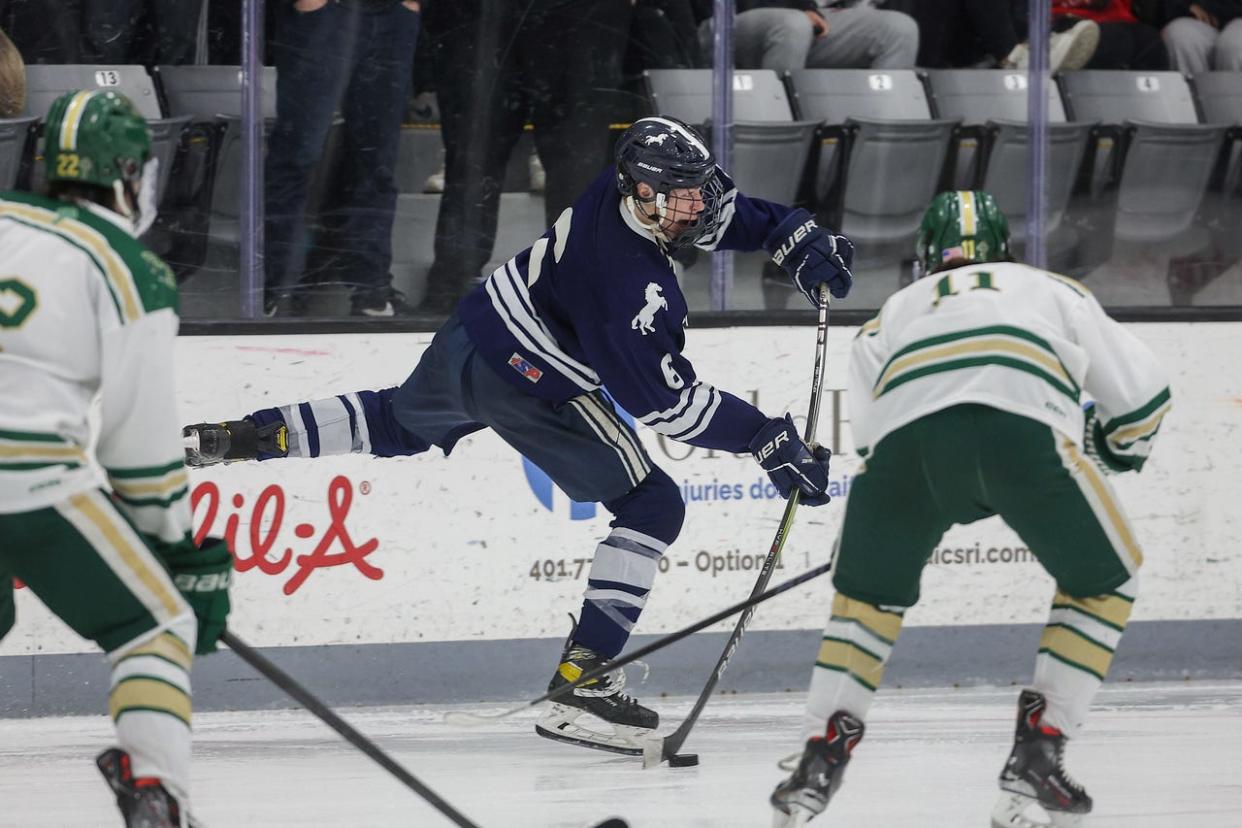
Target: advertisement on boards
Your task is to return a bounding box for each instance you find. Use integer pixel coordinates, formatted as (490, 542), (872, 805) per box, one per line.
(3, 323), (1238, 656)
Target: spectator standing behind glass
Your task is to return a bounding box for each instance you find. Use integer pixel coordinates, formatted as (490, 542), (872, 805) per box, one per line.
(265, 0), (421, 317)
(1162, 1), (1242, 71)
(416, 0), (632, 315)
(0, 0), (80, 63)
(78, 0), (207, 64)
(1053, 0), (1170, 69)
(693, 0), (918, 73)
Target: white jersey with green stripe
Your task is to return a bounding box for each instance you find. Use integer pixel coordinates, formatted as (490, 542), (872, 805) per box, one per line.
(849, 262), (1171, 464)
(0, 192), (191, 542)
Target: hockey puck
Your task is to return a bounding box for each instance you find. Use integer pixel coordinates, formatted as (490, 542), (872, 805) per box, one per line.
(668, 753), (699, 767)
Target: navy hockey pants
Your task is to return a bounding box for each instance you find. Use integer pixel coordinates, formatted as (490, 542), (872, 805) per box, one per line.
(251, 315), (685, 657)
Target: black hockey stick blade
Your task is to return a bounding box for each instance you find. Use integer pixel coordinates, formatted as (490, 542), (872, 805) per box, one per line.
(220, 630), (481, 828)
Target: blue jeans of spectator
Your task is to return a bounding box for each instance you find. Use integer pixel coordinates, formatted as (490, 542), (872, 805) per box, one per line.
(264, 0), (419, 299)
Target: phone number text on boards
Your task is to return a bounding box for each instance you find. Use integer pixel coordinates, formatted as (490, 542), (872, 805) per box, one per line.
(529, 549), (783, 581)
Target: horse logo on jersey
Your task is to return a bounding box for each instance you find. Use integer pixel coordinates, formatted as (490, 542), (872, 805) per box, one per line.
(631, 282), (668, 335)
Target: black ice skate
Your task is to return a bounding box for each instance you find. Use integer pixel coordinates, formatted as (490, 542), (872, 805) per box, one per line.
(96, 748), (198, 828)
(535, 642), (658, 756)
(992, 689), (1093, 828)
(182, 419), (287, 467)
(770, 711), (865, 827)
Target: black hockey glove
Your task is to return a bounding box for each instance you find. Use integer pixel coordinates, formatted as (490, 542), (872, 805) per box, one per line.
(765, 208), (854, 306)
(749, 414), (833, 506)
(155, 536), (233, 655)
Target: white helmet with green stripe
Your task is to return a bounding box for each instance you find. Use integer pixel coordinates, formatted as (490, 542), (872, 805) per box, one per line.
(43, 89), (157, 234)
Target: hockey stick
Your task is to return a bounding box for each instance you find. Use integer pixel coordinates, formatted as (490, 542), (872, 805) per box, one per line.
(220, 630), (481, 828)
(443, 559), (834, 728)
(640, 285), (833, 768)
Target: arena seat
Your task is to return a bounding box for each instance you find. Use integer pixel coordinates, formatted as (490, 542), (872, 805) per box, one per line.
(0, 116), (35, 191)
(924, 69), (1092, 245)
(1057, 70), (1227, 243)
(786, 69), (958, 256)
(155, 64), (277, 242)
(23, 65), (189, 202)
(1193, 71), (1242, 198)
(642, 68), (817, 206)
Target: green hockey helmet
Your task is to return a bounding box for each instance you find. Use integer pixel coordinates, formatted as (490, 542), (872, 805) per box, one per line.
(43, 89), (150, 193)
(916, 190), (1011, 276)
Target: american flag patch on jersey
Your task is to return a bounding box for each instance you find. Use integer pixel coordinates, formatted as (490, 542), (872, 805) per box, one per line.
(508, 353), (543, 383)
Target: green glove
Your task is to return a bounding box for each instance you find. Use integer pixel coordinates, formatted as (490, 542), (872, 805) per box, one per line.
(156, 536), (233, 655)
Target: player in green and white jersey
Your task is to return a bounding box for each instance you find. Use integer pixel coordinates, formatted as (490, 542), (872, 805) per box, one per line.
(0, 90), (231, 828)
(771, 192), (1172, 828)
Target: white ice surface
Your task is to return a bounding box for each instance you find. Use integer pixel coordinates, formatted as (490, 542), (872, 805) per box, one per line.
(1, 682), (1240, 827)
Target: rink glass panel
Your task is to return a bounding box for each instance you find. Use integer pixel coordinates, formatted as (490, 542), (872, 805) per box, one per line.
(91, 2), (1237, 322)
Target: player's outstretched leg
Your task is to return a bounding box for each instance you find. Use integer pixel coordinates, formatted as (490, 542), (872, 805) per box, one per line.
(992, 690), (1092, 828)
(770, 711), (865, 827)
(183, 418), (288, 467)
(97, 748), (198, 828)
(536, 636), (659, 755)
(183, 388), (431, 467)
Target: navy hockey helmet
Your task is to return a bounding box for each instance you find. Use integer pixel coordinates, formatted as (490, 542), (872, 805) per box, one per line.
(615, 115), (725, 248)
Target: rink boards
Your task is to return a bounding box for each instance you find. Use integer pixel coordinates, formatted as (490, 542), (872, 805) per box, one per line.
(3, 322), (1241, 715)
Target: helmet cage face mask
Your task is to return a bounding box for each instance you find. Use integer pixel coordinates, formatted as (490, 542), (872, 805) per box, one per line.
(639, 173), (725, 250)
(616, 116), (726, 249)
(43, 89), (153, 232)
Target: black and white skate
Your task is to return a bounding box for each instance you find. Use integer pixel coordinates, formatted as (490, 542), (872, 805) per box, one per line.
(96, 748), (198, 828)
(770, 711), (864, 827)
(182, 419), (287, 467)
(993, 689), (1093, 828)
(536, 643), (658, 756)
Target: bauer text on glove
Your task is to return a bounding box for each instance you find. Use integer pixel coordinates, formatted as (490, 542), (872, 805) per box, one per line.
(765, 209), (854, 305)
(155, 536), (233, 655)
(749, 414), (834, 506)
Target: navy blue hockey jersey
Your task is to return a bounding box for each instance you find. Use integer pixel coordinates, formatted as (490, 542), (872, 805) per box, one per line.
(457, 166), (796, 455)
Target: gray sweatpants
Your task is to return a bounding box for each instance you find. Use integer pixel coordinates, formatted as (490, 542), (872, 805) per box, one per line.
(1163, 17), (1242, 73)
(699, 6), (918, 72)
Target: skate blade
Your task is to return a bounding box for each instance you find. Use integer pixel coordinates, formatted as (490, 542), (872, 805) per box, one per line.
(535, 705), (649, 757)
(991, 792), (1085, 828)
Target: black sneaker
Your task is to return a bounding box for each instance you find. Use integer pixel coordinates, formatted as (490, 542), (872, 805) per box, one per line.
(182, 418), (288, 467)
(993, 690), (1092, 827)
(350, 285), (416, 317)
(771, 711), (865, 826)
(263, 289), (310, 318)
(96, 748), (197, 828)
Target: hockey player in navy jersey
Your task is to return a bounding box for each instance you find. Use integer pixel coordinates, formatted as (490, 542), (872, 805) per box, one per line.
(183, 116), (854, 755)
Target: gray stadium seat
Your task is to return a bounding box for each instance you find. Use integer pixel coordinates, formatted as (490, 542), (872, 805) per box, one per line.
(643, 69), (817, 205)
(23, 65), (190, 202)
(1193, 71), (1242, 126)
(1194, 71), (1242, 198)
(925, 70), (1093, 243)
(1057, 71), (1227, 243)
(0, 116), (35, 191)
(156, 64), (279, 234)
(786, 69), (958, 254)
